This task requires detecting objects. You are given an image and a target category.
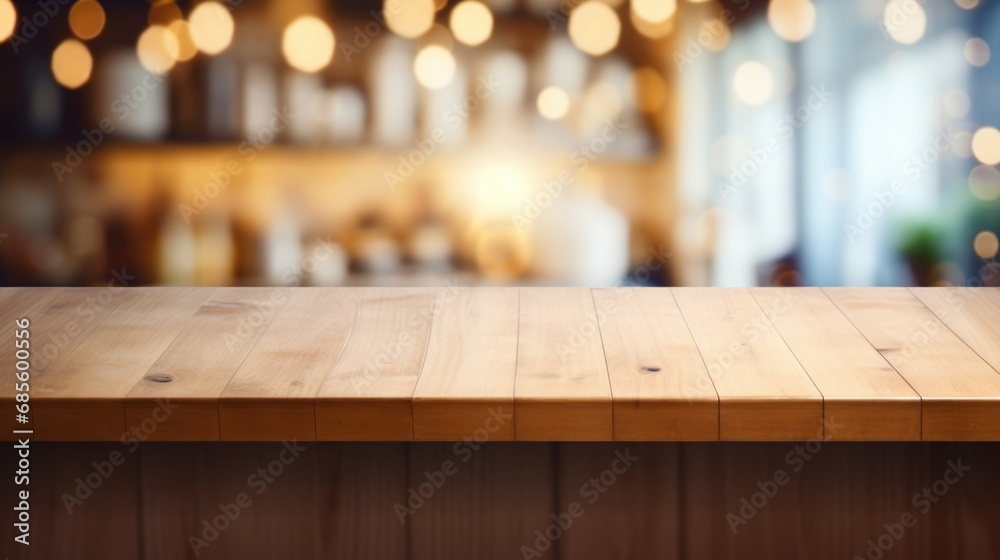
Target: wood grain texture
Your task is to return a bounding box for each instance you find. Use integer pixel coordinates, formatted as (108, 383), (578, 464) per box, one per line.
(911, 288), (1000, 374)
(412, 288), (519, 441)
(827, 288), (1000, 440)
(0, 288), (67, 437)
(593, 288), (718, 441)
(4, 441), (1000, 559)
(408, 442), (556, 560)
(751, 288), (921, 441)
(6, 287), (1000, 442)
(125, 288), (287, 441)
(138, 442), (318, 559)
(314, 443), (410, 559)
(219, 289), (359, 441)
(315, 288), (436, 441)
(33, 288), (209, 441)
(8, 443), (142, 559)
(557, 443), (680, 559)
(515, 288), (612, 441)
(673, 288), (823, 440)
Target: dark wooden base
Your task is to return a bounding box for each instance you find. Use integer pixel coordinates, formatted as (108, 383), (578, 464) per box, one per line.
(2, 442), (998, 559)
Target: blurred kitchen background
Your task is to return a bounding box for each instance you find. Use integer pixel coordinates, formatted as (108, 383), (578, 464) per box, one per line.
(0, 0), (997, 288)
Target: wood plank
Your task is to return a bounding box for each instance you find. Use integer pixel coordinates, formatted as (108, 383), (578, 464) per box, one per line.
(412, 287), (518, 441)
(219, 289), (359, 441)
(25, 443), (143, 559)
(0, 288), (67, 437)
(557, 443), (680, 559)
(672, 288), (823, 440)
(408, 442), (556, 560)
(314, 288), (436, 441)
(679, 442), (935, 560)
(593, 287), (718, 441)
(911, 288), (1000, 374)
(314, 443), (410, 559)
(514, 288), (612, 441)
(33, 288), (210, 441)
(826, 288), (1000, 440)
(751, 288), (921, 440)
(125, 288), (288, 441)
(139, 442), (318, 559)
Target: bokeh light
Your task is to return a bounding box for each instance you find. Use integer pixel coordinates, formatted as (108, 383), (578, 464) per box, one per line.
(974, 231), (999, 259)
(969, 165), (1000, 201)
(137, 25), (180, 74)
(189, 2), (234, 55)
(569, 2), (620, 56)
(0, 0), (15, 44)
(732, 61), (774, 106)
(883, 0), (926, 45)
(283, 16), (335, 73)
(414, 45), (456, 89)
(385, 0), (435, 39)
(168, 20), (198, 62)
(69, 0), (106, 41)
(972, 127), (1000, 165)
(631, 6), (674, 39)
(450, 1), (493, 46)
(767, 0), (816, 43)
(51, 39), (93, 89)
(148, 0), (182, 26)
(964, 37), (991, 67)
(537, 86), (570, 120)
(631, 0), (676, 25)
(703, 19), (731, 52)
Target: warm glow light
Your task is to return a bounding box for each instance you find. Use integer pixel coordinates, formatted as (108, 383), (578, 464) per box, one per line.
(537, 86), (570, 120)
(149, 0), (182, 26)
(450, 1), (493, 46)
(703, 18), (730, 51)
(732, 61), (774, 106)
(168, 20), (197, 61)
(474, 224), (530, 279)
(955, 0), (979, 9)
(283, 16), (335, 73)
(630, 6), (673, 39)
(51, 39), (93, 89)
(69, 0), (105, 40)
(477, 167), (532, 212)
(632, 67), (667, 113)
(138, 25), (179, 73)
(883, 0), (926, 45)
(964, 37), (991, 67)
(972, 127), (1000, 165)
(0, 0), (17, 43)
(189, 2), (234, 55)
(969, 165), (1000, 201)
(569, 1), (620, 56)
(631, 0), (676, 24)
(384, 0), (435, 39)
(974, 231), (999, 259)
(422, 23), (454, 49)
(767, 0), (815, 43)
(414, 45), (455, 89)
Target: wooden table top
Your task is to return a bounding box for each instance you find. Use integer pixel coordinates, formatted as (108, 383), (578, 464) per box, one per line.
(2, 287), (999, 442)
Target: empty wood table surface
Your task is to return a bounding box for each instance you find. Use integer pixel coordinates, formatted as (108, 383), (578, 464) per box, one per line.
(2, 287), (999, 442)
